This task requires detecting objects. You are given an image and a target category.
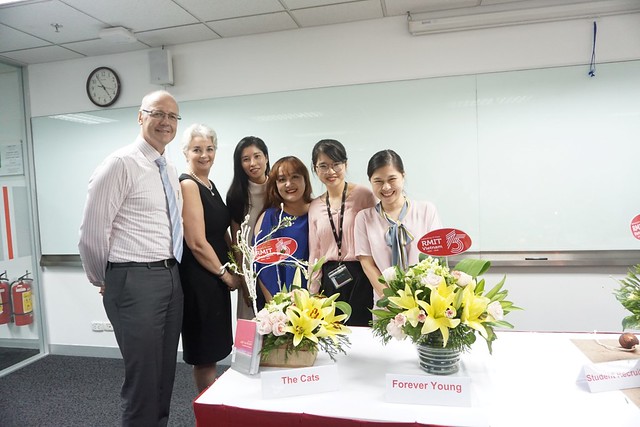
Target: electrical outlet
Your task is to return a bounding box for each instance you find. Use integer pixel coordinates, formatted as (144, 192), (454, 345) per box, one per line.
(103, 322), (114, 331)
(91, 321), (104, 332)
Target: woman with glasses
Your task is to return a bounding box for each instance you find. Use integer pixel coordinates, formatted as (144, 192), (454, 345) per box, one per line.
(308, 139), (376, 326)
(355, 149), (442, 305)
(254, 156), (312, 309)
(179, 123), (239, 392)
(226, 136), (270, 320)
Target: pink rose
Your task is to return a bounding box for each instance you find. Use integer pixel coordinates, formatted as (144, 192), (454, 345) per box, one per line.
(271, 321), (287, 336)
(487, 301), (504, 320)
(394, 313), (407, 326)
(381, 267), (397, 283)
(386, 321), (406, 340)
(452, 270), (473, 287)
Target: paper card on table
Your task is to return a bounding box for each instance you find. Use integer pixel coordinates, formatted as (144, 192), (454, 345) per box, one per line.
(231, 319), (263, 375)
(577, 359), (640, 393)
(385, 373), (471, 407)
(261, 364), (339, 398)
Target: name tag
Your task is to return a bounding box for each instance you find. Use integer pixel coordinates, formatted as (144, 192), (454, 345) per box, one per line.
(261, 365), (339, 398)
(385, 373), (471, 406)
(578, 359), (640, 393)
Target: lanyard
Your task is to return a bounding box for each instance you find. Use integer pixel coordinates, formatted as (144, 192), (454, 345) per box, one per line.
(326, 182), (348, 259)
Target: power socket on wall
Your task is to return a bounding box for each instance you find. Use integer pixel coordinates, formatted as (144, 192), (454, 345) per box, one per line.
(91, 321), (113, 332)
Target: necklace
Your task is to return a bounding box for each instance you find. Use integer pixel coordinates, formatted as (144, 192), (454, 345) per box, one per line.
(189, 171), (214, 196)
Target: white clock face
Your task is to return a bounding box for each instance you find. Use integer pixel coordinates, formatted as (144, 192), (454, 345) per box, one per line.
(86, 67), (120, 107)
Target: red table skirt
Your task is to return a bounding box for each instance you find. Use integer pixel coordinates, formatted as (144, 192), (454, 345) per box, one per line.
(194, 403), (450, 427)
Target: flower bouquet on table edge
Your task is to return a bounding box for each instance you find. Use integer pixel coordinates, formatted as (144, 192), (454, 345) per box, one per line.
(225, 206), (352, 361)
(371, 255), (521, 353)
(613, 264), (640, 330)
(256, 268), (352, 362)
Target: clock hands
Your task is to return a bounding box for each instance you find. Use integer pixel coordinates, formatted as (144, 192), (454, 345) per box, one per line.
(95, 75), (113, 97)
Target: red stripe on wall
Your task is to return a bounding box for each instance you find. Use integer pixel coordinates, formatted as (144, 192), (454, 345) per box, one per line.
(3, 187), (13, 260)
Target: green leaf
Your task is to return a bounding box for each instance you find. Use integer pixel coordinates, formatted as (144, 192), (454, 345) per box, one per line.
(484, 275), (507, 299)
(335, 301), (352, 318)
(454, 258), (491, 277)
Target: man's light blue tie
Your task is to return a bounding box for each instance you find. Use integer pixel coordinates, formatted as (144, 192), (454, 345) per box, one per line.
(155, 156), (183, 262)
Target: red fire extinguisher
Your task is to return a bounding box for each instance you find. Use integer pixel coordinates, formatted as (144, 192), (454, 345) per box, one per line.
(11, 271), (33, 326)
(0, 271), (10, 325)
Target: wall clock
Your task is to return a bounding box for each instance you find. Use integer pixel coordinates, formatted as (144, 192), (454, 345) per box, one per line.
(86, 67), (121, 107)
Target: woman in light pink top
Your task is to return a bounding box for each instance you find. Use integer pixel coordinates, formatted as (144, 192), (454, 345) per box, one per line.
(308, 139), (376, 326)
(355, 149), (442, 303)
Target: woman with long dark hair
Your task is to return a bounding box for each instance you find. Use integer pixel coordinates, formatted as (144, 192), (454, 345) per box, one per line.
(226, 136), (270, 319)
(254, 156), (312, 309)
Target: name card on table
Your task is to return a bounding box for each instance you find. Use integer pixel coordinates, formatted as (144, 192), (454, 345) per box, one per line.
(385, 374), (471, 406)
(261, 364), (339, 398)
(578, 359), (640, 393)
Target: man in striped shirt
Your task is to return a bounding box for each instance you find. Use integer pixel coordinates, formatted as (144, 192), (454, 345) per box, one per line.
(79, 90), (184, 427)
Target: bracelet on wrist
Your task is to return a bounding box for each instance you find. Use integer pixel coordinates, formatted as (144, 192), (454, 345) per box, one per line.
(217, 266), (227, 277)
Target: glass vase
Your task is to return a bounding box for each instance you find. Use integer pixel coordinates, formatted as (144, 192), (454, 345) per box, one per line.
(416, 340), (462, 375)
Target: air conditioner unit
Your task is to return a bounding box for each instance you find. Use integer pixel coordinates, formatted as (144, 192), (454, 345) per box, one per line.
(98, 26), (137, 44)
(408, 0), (640, 35)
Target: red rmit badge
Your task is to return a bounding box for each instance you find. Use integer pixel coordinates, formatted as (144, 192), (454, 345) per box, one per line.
(417, 228), (472, 256)
(631, 214), (640, 240)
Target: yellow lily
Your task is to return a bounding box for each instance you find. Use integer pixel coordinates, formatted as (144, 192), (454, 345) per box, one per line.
(285, 307), (322, 346)
(460, 284), (490, 338)
(292, 288), (331, 321)
(388, 284), (424, 327)
(417, 282), (461, 347)
(316, 306), (351, 343)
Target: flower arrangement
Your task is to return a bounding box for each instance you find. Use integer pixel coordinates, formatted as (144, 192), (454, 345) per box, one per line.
(613, 264), (640, 330)
(227, 208), (352, 362)
(227, 208), (314, 316)
(256, 270), (352, 361)
(371, 256), (520, 353)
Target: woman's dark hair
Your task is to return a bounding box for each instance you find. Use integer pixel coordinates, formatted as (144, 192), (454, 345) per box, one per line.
(266, 156), (313, 209)
(366, 149), (405, 179)
(311, 139), (348, 174)
(226, 136), (270, 224)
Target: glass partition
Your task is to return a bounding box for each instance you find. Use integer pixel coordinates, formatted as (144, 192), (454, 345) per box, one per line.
(0, 62), (45, 376)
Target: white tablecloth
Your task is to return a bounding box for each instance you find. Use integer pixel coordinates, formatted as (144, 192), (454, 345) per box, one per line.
(195, 327), (640, 426)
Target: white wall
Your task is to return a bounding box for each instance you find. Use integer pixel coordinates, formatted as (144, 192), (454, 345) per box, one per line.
(27, 14), (640, 355)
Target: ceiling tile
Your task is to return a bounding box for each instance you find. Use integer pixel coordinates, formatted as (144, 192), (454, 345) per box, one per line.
(207, 12), (298, 38)
(0, 0), (103, 44)
(282, 0), (357, 9)
(291, 0), (383, 27)
(0, 23), (51, 52)
(62, 39), (149, 56)
(175, 0), (285, 21)
(0, 44), (84, 65)
(62, 0), (199, 32)
(136, 24), (220, 48)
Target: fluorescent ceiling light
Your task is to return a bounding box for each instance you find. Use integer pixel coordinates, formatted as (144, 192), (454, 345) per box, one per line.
(408, 0), (640, 35)
(50, 114), (116, 125)
(98, 27), (137, 44)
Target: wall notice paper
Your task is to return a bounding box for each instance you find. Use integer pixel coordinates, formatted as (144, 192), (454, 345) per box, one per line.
(0, 142), (24, 176)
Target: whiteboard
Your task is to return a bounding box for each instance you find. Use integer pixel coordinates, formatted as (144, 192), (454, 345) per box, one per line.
(31, 61), (640, 255)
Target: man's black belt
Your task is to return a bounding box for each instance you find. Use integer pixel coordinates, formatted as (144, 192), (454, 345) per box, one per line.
(108, 259), (177, 269)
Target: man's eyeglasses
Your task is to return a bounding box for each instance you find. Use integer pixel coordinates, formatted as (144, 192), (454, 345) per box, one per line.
(141, 109), (181, 121)
(315, 162), (345, 174)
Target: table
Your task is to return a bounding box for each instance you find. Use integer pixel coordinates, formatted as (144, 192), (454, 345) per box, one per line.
(194, 327), (640, 427)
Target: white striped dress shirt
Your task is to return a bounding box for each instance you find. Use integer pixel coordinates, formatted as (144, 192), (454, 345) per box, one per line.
(78, 137), (183, 286)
